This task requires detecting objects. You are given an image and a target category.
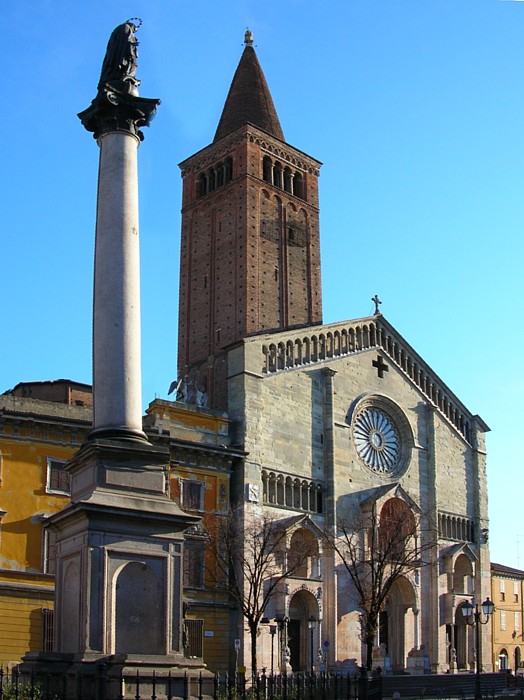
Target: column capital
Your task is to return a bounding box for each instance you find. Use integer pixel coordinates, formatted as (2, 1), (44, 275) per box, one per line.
(78, 85), (160, 141)
(321, 367), (337, 378)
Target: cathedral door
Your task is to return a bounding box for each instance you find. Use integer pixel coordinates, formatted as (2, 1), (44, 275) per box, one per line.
(288, 589), (319, 671)
(455, 605), (469, 670)
(288, 619), (301, 672)
(385, 577), (417, 672)
(379, 611), (389, 651)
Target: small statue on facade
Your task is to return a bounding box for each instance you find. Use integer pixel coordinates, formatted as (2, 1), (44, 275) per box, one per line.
(195, 383), (208, 408)
(98, 18), (142, 95)
(176, 378), (189, 403)
(318, 648), (326, 672)
(374, 642), (387, 657)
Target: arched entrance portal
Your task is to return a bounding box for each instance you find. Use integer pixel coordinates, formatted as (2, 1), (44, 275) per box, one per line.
(515, 647), (521, 673)
(381, 576), (417, 672)
(288, 590), (320, 672)
(454, 602), (473, 670)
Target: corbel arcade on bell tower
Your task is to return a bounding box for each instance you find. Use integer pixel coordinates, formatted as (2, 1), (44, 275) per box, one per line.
(177, 31), (323, 409)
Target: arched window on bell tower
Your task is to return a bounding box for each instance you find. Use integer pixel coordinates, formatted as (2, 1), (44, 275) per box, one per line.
(283, 166), (292, 193)
(198, 173), (207, 198)
(293, 172), (303, 199)
(273, 161), (283, 189)
(224, 157), (233, 184)
(263, 155), (272, 184)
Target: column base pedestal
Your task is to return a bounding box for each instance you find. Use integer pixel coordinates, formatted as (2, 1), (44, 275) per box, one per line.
(21, 652), (213, 700)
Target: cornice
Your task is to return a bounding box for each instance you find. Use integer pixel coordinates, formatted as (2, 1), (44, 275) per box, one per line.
(242, 315), (482, 444)
(179, 124), (321, 177)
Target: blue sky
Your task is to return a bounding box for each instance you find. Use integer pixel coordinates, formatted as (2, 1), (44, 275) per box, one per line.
(2, 0), (524, 568)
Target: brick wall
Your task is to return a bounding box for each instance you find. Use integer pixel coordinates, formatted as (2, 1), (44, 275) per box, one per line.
(178, 126), (322, 407)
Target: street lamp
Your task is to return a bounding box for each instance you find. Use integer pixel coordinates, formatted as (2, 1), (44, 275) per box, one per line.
(269, 624), (277, 677)
(461, 597), (495, 700)
(308, 616), (317, 674)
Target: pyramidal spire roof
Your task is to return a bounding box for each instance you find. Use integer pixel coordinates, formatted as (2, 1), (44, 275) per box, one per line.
(214, 31), (284, 143)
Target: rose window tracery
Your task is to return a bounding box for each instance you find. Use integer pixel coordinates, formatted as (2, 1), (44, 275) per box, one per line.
(353, 408), (401, 474)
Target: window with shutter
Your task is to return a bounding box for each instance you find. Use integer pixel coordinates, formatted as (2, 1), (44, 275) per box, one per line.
(185, 619), (204, 658)
(46, 458), (70, 495)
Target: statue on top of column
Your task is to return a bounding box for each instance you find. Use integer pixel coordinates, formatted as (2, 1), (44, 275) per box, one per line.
(98, 18), (142, 95)
(79, 18), (160, 140)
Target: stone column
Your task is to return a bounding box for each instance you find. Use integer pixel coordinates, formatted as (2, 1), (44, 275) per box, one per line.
(425, 405), (441, 671)
(79, 85), (160, 441)
(413, 608), (420, 649)
(322, 367), (337, 668)
(471, 417), (492, 672)
(92, 129), (144, 440)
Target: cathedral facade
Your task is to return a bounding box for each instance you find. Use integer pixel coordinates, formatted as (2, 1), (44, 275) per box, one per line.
(177, 32), (491, 674)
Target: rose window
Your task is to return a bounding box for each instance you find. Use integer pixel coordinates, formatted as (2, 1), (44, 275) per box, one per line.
(353, 408), (401, 474)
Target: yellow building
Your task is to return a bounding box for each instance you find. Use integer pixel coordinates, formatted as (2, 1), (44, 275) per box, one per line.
(491, 562), (524, 673)
(0, 381), (91, 667)
(0, 381), (240, 671)
(143, 398), (242, 671)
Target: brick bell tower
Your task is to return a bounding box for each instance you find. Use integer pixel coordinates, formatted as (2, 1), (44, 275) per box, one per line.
(177, 30), (323, 409)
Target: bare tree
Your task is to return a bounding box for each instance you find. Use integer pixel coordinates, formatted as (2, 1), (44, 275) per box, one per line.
(205, 508), (315, 677)
(326, 497), (436, 671)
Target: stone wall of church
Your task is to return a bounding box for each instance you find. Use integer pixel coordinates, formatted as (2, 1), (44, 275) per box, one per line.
(228, 327), (490, 672)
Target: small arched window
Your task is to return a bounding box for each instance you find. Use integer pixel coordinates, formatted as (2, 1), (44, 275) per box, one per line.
(197, 158), (233, 198)
(378, 498), (416, 561)
(288, 529), (318, 578)
(293, 172), (304, 199)
(263, 156), (272, 184)
(224, 157), (233, 184)
(198, 173), (207, 197)
(273, 162), (283, 189)
(283, 167), (292, 193)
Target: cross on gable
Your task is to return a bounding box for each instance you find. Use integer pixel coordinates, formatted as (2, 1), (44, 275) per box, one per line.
(372, 355), (389, 379)
(371, 294), (382, 315)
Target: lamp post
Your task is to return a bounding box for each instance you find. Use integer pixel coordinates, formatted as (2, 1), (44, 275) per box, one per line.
(308, 617), (317, 674)
(461, 597), (495, 700)
(269, 624), (277, 677)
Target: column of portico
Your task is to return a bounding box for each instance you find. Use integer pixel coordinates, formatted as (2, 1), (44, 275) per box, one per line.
(413, 608), (420, 650)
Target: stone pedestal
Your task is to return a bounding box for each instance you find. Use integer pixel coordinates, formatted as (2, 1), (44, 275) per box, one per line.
(20, 653), (213, 700)
(52, 439), (196, 659)
(406, 647), (431, 675)
(372, 655), (392, 675)
(23, 439), (212, 697)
